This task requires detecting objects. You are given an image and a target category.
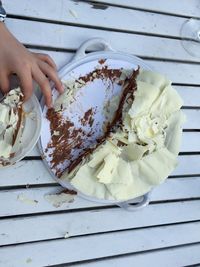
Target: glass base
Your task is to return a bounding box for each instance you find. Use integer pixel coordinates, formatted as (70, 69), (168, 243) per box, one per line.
(180, 19), (200, 57)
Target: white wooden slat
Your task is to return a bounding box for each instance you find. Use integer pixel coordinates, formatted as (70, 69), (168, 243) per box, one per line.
(0, 186), (107, 217)
(0, 222), (200, 267)
(0, 154), (200, 187)
(0, 160), (54, 186)
(146, 60), (200, 85)
(3, 0), (188, 38)
(0, 177), (200, 217)
(184, 110), (200, 129)
(5, 18), (200, 64)
(173, 155), (200, 176)
(78, 243), (200, 267)
(95, 0), (200, 18)
(151, 177), (200, 200)
(0, 201), (200, 246)
(174, 86), (200, 107)
(181, 132), (200, 152)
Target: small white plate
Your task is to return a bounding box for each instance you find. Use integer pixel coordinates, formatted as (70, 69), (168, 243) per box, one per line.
(0, 94), (42, 167)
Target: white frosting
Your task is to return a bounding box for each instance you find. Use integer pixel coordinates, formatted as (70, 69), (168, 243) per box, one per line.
(44, 192), (75, 207)
(0, 88), (24, 160)
(54, 79), (86, 112)
(61, 70), (185, 201)
(17, 193), (38, 205)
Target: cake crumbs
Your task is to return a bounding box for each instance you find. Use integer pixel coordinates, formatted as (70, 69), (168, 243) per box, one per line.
(17, 193), (38, 205)
(26, 258), (32, 264)
(64, 232), (70, 238)
(44, 189), (77, 208)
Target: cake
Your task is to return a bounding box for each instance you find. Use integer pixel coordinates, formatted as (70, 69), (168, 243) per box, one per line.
(46, 67), (185, 201)
(0, 88), (24, 165)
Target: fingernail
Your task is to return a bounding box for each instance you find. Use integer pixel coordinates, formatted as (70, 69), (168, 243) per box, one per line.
(47, 103), (53, 109)
(61, 85), (64, 93)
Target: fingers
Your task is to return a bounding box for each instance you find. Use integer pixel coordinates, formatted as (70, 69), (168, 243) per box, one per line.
(33, 53), (57, 70)
(0, 73), (10, 94)
(32, 67), (52, 108)
(16, 69), (33, 101)
(38, 61), (63, 94)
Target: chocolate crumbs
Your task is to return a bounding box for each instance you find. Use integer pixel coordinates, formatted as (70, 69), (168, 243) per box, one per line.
(78, 66), (122, 84)
(46, 107), (97, 177)
(61, 188), (77, 195)
(80, 108), (95, 127)
(98, 59), (106, 64)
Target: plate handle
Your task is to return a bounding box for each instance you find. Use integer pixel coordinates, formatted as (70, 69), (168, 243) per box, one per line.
(72, 38), (115, 61)
(117, 193), (150, 211)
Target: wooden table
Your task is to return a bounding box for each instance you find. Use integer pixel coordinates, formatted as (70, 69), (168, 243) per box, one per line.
(0, 1), (200, 266)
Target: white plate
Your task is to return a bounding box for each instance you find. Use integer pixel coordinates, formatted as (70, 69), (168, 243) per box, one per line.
(0, 94), (42, 167)
(39, 38), (153, 211)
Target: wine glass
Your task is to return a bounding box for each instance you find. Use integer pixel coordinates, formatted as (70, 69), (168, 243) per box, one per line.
(180, 18), (200, 57)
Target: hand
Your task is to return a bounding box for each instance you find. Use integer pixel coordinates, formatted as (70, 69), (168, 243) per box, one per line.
(0, 23), (63, 107)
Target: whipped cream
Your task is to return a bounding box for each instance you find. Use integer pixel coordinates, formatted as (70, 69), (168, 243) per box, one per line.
(0, 88), (24, 162)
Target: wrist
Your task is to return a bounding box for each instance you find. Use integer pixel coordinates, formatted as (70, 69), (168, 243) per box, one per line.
(0, 21), (7, 33)
(0, 22), (14, 47)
